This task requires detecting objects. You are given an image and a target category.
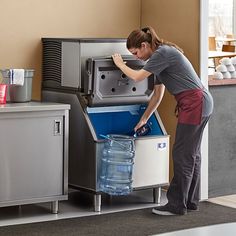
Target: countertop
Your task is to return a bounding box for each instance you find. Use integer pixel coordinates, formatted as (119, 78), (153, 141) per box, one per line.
(208, 75), (236, 86)
(0, 101), (71, 113)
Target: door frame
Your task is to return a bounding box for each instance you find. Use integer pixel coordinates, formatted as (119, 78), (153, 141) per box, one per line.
(200, 0), (209, 200)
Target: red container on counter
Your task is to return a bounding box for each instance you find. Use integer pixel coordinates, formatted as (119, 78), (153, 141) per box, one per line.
(0, 84), (7, 104)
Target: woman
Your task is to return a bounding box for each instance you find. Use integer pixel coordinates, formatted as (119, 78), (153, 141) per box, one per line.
(112, 26), (213, 216)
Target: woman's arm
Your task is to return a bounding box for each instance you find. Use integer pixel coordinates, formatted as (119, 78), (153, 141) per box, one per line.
(112, 54), (165, 131)
(134, 84), (165, 131)
(112, 54), (151, 81)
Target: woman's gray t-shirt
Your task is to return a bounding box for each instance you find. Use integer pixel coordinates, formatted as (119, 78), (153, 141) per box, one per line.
(143, 45), (213, 116)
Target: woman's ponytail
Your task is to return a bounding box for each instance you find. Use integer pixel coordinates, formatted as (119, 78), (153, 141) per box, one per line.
(127, 26), (183, 53)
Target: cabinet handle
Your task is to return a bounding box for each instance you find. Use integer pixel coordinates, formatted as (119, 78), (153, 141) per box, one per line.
(54, 120), (62, 136)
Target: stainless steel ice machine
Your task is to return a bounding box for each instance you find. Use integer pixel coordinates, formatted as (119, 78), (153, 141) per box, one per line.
(42, 38), (169, 212)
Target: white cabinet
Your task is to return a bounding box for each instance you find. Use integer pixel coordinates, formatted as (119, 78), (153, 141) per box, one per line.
(0, 102), (70, 213)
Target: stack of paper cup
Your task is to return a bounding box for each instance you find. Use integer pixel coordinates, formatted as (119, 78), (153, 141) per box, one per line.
(213, 57), (236, 79)
(231, 57), (236, 78)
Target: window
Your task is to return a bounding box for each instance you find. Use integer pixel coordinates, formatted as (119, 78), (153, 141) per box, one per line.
(209, 0), (235, 37)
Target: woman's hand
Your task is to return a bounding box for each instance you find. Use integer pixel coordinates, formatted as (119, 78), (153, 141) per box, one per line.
(112, 54), (126, 69)
(112, 53), (152, 82)
(134, 119), (147, 132)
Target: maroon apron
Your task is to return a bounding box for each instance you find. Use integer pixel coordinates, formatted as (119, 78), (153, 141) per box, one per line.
(174, 88), (203, 125)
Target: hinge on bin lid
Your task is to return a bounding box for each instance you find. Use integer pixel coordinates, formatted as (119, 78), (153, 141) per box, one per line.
(86, 59), (93, 94)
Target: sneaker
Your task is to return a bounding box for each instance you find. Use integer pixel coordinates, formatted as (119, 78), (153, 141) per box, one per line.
(187, 203), (199, 212)
(152, 204), (187, 216)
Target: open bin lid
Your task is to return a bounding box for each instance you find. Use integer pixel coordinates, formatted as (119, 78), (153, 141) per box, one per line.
(84, 56), (155, 107)
(86, 104), (166, 139)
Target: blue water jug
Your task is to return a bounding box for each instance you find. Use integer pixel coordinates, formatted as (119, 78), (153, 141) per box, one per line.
(100, 134), (135, 195)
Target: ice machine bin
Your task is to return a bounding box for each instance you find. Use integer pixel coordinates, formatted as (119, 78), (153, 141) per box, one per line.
(87, 104), (169, 192)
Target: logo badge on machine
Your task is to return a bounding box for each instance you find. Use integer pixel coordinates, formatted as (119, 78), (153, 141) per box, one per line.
(157, 142), (167, 151)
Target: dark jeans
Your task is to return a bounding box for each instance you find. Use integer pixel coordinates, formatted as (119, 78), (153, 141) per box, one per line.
(166, 116), (210, 210)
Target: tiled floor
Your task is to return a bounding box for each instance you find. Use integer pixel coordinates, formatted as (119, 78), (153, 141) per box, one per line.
(208, 194), (236, 209)
(151, 222), (236, 236)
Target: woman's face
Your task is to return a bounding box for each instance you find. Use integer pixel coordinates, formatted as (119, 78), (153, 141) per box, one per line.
(129, 42), (153, 61)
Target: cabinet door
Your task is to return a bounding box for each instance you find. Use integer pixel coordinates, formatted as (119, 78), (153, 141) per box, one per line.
(0, 114), (64, 202)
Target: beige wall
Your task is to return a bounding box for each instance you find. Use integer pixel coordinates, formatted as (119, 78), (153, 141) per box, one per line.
(1, 0), (201, 179)
(141, 0), (200, 178)
(0, 0), (141, 99)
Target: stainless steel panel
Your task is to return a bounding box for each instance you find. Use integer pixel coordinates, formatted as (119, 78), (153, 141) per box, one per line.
(132, 136), (169, 188)
(80, 41), (131, 91)
(0, 110), (65, 202)
(84, 57), (154, 106)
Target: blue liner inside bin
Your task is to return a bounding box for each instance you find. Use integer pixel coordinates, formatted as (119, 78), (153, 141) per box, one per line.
(87, 104), (163, 138)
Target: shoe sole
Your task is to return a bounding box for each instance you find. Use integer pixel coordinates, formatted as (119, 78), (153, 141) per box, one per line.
(152, 208), (176, 216)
